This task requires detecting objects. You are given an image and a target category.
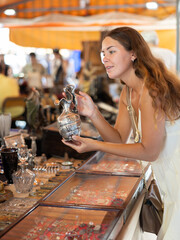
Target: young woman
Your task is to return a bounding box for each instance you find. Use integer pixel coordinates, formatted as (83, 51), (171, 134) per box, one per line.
(62, 27), (180, 239)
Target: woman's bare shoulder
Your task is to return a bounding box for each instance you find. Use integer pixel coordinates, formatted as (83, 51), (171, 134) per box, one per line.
(140, 86), (154, 110)
(141, 86), (151, 100)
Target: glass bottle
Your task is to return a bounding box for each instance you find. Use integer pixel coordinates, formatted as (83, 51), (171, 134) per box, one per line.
(57, 98), (81, 141)
(12, 162), (35, 193)
(56, 88), (81, 141)
(13, 146), (35, 193)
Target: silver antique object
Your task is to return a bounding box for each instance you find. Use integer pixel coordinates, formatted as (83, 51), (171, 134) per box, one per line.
(55, 85), (81, 141)
(63, 84), (78, 113)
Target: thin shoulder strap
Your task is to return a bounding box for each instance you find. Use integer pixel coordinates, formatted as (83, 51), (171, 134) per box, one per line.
(126, 86), (141, 143)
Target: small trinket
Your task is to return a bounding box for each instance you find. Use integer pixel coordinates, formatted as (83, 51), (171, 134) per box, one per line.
(88, 221), (94, 228)
(93, 224), (101, 233)
(111, 198), (124, 206)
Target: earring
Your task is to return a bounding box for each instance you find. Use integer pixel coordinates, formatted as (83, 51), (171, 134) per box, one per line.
(132, 58), (135, 62)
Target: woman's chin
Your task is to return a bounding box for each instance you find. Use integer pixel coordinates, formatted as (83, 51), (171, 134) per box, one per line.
(107, 72), (115, 79)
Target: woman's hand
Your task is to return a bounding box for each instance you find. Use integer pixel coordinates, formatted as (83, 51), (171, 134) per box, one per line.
(62, 135), (98, 153)
(76, 91), (97, 119)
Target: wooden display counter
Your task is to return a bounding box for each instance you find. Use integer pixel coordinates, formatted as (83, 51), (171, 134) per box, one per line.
(0, 151), (152, 239)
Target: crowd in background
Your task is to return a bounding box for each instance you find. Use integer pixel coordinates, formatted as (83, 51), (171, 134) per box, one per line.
(0, 48), (80, 106)
(0, 47), (119, 107)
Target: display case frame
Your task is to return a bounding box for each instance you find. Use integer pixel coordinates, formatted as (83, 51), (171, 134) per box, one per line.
(41, 172), (144, 211)
(77, 151), (150, 177)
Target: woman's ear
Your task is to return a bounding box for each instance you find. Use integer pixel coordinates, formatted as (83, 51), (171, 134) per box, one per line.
(131, 53), (137, 62)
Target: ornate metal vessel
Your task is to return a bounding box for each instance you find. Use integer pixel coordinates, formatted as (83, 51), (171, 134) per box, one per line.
(55, 85), (81, 141)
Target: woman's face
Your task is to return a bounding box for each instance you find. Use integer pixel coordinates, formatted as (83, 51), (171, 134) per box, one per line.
(101, 37), (133, 80)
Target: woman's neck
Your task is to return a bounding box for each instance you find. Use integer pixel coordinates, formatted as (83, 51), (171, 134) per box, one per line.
(127, 77), (144, 95)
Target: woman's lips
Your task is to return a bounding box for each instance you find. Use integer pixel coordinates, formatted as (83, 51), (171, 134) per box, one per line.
(106, 66), (113, 72)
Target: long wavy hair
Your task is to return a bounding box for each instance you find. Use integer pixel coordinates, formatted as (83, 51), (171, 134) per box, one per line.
(103, 27), (180, 121)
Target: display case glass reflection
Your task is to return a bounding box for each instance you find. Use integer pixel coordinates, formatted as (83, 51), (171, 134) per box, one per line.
(79, 153), (148, 176)
(43, 173), (140, 209)
(0, 206), (121, 240)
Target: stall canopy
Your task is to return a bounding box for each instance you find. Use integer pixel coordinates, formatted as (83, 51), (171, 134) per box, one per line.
(0, 0), (177, 50)
(0, 0), (176, 19)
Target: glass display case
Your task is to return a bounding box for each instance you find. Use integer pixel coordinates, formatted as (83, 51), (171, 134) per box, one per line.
(79, 151), (149, 176)
(0, 150), (151, 239)
(43, 173), (143, 209)
(0, 197), (37, 232)
(1, 205), (122, 240)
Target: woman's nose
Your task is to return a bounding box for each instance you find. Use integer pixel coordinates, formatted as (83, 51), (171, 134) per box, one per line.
(103, 55), (109, 63)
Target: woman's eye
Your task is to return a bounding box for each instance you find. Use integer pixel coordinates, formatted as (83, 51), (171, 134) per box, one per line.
(109, 50), (115, 54)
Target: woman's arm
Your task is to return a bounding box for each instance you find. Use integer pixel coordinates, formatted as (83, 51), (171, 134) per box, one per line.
(76, 89), (132, 143)
(63, 88), (166, 162)
(101, 89), (165, 161)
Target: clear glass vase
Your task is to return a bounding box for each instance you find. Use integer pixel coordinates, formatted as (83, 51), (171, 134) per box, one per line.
(12, 163), (35, 193)
(57, 93), (81, 141)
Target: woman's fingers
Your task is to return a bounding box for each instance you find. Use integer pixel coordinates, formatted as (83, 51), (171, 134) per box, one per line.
(62, 135), (96, 153)
(62, 139), (80, 146)
(78, 91), (87, 97)
(72, 135), (81, 141)
(62, 136), (83, 152)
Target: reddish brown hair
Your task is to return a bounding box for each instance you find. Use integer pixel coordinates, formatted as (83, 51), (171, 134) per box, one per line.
(103, 27), (180, 120)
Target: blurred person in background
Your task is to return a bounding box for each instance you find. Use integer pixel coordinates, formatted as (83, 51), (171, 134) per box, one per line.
(0, 53), (13, 77)
(0, 68), (24, 119)
(51, 48), (64, 85)
(22, 52), (46, 91)
(50, 48), (66, 98)
(141, 30), (176, 73)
